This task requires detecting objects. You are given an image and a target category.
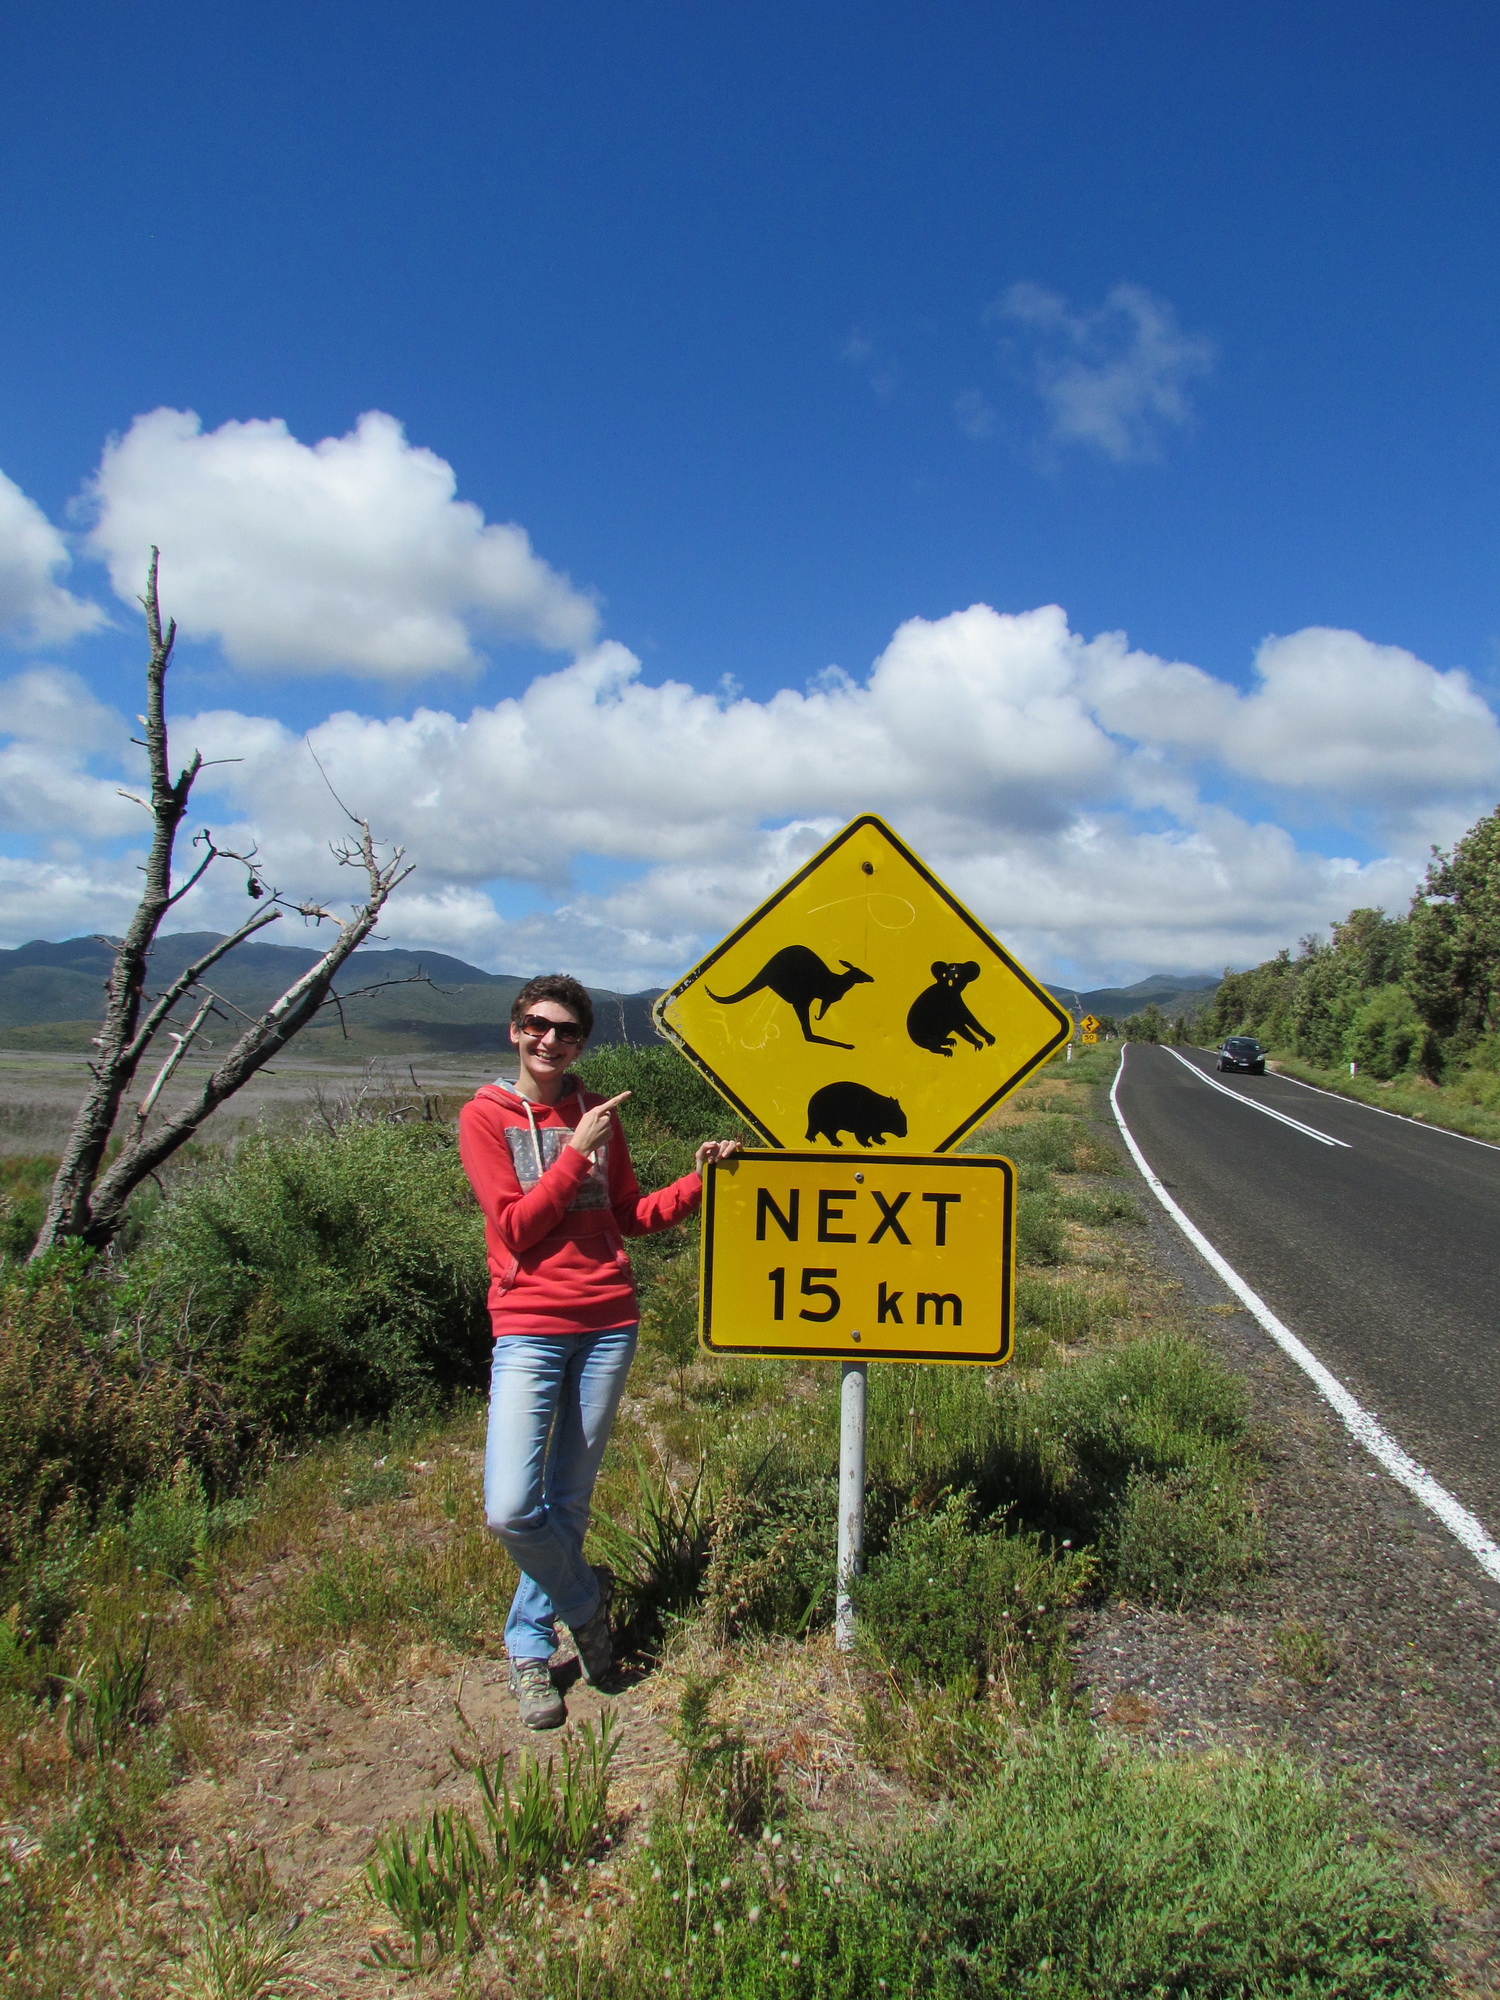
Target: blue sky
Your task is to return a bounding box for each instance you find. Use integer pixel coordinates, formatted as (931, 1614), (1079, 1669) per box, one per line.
(2, 2), (1498, 989)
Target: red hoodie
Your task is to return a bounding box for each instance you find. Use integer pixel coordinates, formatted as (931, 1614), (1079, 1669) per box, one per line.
(458, 1076), (702, 1337)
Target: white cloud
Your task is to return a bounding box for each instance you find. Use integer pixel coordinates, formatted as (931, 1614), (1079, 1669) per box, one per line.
(5, 602), (1494, 991)
(83, 408), (600, 678)
(0, 469), (106, 645)
(0, 850), (149, 946)
(0, 668), (139, 839)
(993, 282), (1215, 463)
(176, 607), (1122, 903)
(1228, 628), (1500, 804)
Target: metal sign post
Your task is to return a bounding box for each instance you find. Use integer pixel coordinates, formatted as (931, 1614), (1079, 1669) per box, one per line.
(836, 1360), (867, 1649)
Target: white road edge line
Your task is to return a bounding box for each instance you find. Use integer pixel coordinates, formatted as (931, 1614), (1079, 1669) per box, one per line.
(1273, 1068), (1500, 1155)
(1112, 1045), (1500, 1588)
(1165, 1046), (1350, 1148)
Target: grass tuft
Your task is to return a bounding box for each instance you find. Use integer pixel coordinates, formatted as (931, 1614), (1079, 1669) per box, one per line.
(364, 1713), (617, 1968)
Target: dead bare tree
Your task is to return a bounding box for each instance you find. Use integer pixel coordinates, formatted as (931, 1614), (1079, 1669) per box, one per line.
(31, 551), (416, 1257)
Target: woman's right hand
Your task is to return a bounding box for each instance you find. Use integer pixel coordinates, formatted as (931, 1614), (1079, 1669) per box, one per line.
(569, 1092), (630, 1158)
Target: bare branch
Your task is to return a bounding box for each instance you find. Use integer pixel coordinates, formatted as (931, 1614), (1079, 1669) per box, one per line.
(120, 904), (283, 1069)
(134, 993), (219, 1126)
(304, 736), (361, 827)
(313, 967), (435, 1011)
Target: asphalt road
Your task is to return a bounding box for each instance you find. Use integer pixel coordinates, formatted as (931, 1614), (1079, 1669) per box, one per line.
(1114, 1043), (1500, 1537)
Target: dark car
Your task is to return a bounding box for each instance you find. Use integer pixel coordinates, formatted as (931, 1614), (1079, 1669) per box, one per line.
(1217, 1036), (1266, 1075)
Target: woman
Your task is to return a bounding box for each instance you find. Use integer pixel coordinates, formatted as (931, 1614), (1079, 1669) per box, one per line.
(458, 973), (738, 1729)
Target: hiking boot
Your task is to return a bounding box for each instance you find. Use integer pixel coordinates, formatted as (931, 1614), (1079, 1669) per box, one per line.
(568, 1566), (615, 1684)
(508, 1656), (565, 1730)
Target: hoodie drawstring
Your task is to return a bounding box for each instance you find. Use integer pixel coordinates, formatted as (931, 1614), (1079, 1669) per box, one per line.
(521, 1096), (545, 1182)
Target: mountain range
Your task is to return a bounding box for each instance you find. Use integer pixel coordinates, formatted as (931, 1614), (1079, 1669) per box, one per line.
(0, 934), (659, 1055)
(0, 935), (1220, 1055)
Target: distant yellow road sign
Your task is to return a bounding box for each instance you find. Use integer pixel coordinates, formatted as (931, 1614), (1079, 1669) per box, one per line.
(700, 1150), (1014, 1362)
(1079, 1014), (1100, 1034)
(1081, 1032), (1098, 1045)
(654, 815), (1072, 1152)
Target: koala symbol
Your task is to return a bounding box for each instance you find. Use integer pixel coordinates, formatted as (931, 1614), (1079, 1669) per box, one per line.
(906, 961), (996, 1057)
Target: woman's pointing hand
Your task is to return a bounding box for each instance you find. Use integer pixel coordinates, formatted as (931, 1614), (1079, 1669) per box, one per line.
(569, 1092), (630, 1158)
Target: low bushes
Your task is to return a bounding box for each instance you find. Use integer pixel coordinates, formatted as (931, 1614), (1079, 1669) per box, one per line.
(128, 1118), (491, 1433)
(0, 1254), (252, 1592)
(703, 1461), (839, 1641)
(852, 1494), (1095, 1703)
(0, 1155), (53, 1261)
(693, 1321), (1259, 1675)
(858, 1329), (1258, 1605)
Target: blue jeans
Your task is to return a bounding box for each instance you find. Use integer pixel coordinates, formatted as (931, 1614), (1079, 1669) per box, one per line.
(483, 1324), (638, 1661)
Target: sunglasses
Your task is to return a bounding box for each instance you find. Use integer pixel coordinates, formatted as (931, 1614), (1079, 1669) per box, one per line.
(517, 1013), (586, 1046)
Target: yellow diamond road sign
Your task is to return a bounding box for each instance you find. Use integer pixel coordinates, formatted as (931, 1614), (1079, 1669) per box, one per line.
(1079, 1014), (1100, 1034)
(654, 815), (1072, 1153)
(700, 1151), (1014, 1362)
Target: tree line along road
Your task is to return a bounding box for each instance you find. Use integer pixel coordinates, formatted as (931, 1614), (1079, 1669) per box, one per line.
(1111, 1041), (1500, 1563)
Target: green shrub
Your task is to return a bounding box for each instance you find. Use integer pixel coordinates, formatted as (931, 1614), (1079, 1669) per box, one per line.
(120, 1463), (256, 1585)
(702, 1461), (837, 1640)
(130, 1120), (490, 1434)
(639, 1252), (700, 1398)
(1055, 1185), (1138, 1225)
(1034, 1331), (1259, 1594)
(860, 1335), (1258, 1593)
(1106, 1462), (1262, 1605)
(1016, 1188), (1065, 1265)
(892, 1721), (1436, 1999)
(852, 1494), (1095, 1703)
(1015, 1275), (1123, 1344)
(591, 1453), (714, 1642)
(1276, 1619), (1341, 1687)
(1349, 982), (1425, 1079)
(0, 1155), (55, 1263)
(0, 1253), (252, 1589)
(1000, 1114), (1089, 1173)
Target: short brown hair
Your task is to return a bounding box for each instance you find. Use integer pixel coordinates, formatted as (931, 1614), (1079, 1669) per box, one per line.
(510, 973), (593, 1039)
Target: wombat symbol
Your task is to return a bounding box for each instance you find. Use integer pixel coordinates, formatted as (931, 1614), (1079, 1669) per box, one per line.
(708, 945), (873, 1050)
(907, 961), (996, 1057)
(806, 1081), (908, 1148)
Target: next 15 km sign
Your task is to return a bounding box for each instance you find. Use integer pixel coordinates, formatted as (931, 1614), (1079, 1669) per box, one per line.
(700, 1151), (1014, 1363)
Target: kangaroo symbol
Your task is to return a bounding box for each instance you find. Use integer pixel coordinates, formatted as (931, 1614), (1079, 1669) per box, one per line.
(708, 945), (873, 1050)
(907, 961), (996, 1057)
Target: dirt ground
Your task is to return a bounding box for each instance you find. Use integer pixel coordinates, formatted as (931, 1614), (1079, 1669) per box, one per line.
(147, 1546), (896, 1994)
